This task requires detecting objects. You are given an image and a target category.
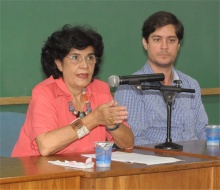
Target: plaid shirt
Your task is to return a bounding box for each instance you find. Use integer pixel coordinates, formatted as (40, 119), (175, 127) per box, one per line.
(115, 62), (208, 145)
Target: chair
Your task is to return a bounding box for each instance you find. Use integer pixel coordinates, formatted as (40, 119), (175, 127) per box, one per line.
(0, 112), (26, 157)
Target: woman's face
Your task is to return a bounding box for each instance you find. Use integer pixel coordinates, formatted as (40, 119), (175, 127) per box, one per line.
(55, 46), (96, 90)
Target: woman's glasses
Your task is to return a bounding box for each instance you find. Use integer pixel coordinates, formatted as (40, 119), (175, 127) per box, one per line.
(67, 54), (97, 65)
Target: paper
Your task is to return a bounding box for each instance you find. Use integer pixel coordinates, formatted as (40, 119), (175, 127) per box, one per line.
(82, 151), (182, 165)
(48, 157), (94, 168)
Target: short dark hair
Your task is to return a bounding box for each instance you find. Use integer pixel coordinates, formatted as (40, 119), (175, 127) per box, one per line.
(142, 11), (184, 43)
(41, 25), (104, 79)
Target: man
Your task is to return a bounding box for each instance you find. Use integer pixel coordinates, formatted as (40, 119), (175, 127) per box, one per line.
(114, 11), (208, 145)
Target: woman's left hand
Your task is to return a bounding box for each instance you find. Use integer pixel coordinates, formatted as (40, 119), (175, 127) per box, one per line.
(93, 100), (128, 126)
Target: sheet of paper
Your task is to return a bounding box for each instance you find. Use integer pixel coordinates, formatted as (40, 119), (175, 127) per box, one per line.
(82, 151), (182, 165)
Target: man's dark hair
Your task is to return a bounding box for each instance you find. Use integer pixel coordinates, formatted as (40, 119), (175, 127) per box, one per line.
(142, 11), (184, 43)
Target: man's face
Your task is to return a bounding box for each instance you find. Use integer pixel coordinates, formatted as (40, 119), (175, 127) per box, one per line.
(143, 24), (180, 69)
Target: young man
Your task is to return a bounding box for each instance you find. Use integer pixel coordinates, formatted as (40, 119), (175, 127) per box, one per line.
(114, 11), (208, 145)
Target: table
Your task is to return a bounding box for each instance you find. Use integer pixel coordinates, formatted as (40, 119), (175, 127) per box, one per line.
(136, 139), (220, 158)
(0, 141), (220, 189)
(135, 139), (220, 189)
(0, 155), (83, 190)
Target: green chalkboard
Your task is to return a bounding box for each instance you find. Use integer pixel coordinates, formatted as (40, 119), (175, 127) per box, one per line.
(1, 0), (219, 123)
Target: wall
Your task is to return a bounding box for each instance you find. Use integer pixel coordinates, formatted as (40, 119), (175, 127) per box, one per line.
(0, 0), (219, 123)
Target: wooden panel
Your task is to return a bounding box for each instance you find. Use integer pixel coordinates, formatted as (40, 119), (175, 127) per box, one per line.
(214, 166), (220, 189)
(81, 167), (214, 189)
(0, 96), (30, 105)
(0, 88), (219, 105)
(201, 88), (220, 95)
(0, 177), (80, 190)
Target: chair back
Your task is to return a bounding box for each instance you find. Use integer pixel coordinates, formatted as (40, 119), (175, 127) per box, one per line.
(0, 112), (26, 157)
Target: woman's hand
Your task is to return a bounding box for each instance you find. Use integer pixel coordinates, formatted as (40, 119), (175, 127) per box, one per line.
(82, 100), (134, 149)
(93, 100), (128, 126)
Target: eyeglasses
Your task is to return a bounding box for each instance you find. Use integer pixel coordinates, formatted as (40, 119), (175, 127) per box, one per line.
(66, 54), (97, 65)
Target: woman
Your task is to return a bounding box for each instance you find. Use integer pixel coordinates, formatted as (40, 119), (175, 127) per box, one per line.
(11, 25), (134, 157)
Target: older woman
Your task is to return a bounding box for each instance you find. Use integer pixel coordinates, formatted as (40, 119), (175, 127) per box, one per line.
(12, 25), (134, 157)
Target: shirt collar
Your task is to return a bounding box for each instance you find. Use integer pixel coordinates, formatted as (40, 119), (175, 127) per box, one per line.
(54, 76), (93, 101)
(143, 62), (180, 83)
(172, 69), (179, 81)
(54, 77), (72, 101)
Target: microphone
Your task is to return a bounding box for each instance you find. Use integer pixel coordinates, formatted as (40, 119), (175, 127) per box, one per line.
(108, 73), (165, 87)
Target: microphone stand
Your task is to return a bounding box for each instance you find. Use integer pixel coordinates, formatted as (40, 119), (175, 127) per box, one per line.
(136, 81), (195, 151)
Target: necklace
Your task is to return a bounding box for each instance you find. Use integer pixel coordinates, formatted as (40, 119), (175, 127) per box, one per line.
(68, 88), (92, 118)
